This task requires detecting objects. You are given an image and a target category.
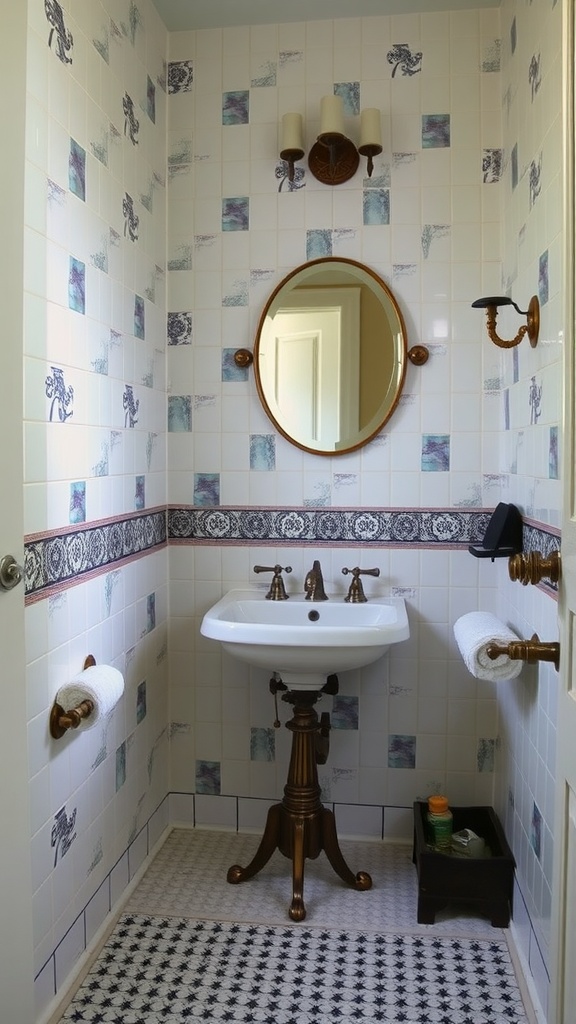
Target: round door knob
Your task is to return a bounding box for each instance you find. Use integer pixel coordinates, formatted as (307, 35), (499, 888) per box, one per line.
(0, 555), (24, 591)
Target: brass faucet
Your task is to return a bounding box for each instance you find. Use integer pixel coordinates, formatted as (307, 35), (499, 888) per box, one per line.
(253, 564), (292, 600)
(304, 560), (328, 601)
(342, 566), (380, 603)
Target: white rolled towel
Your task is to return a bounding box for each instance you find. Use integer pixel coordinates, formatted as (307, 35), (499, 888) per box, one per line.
(56, 664), (124, 729)
(453, 612), (523, 681)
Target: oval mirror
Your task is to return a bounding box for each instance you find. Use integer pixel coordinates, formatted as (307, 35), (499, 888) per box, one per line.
(254, 258), (408, 456)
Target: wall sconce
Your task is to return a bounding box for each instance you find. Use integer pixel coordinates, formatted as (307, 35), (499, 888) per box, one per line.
(471, 295), (540, 349)
(280, 95), (382, 186)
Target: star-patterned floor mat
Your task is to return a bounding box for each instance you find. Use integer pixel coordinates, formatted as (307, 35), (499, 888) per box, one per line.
(58, 913), (530, 1023)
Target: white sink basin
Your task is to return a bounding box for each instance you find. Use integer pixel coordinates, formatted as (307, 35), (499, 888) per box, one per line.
(200, 589), (410, 689)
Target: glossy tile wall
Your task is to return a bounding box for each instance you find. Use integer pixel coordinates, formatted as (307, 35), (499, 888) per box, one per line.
(23, 0), (169, 1017)
(167, 8), (510, 840)
(492, 1), (563, 1017)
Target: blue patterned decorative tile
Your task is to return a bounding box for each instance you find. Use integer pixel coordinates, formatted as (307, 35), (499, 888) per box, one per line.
(331, 696), (358, 730)
(531, 801), (542, 859)
(46, 365), (74, 422)
(195, 760), (221, 795)
(421, 434), (450, 472)
(194, 473), (220, 507)
(45, 0), (73, 64)
(134, 294), (145, 339)
(306, 229), (333, 259)
(222, 349), (249, 381)
(69, 481), (86, 524)
(511, 143), (518, 189)
(250, 435), (275, 471)
(529, 155), (542, 208)
(422, 114), (450, 149)
(482, 40), (501, 73)
(539, 249), (549, 304)
(222, 90), (249, 125)
(334, 81), (359, 116)
(510, 17), (517, 55)
(147, 593), (156, 632)
(116, 742), (126, 791)
(69, 139), (86, 200)
(388, 734), (416, 769)
(168, 396), (192, 432)
(137, 680), (147, 724)
(223, 279), (249, 306)
(123, 385), (139, 427)
(147, 75), (156, 123)
(168, 312), (193, 346)
(421, 224), (450, 258)
(51, 806), (76, 865)
(222, 197), (249, 231)
(363, 189), (390, 226)
(529, 376), (542, 424)
(251, 61), (276, 88)
(123, 93), (139, 144)
(504, 389), (510, 430)
(482, 149), (502, 183)
(168, 60), (193, 94)
(135, 475), (145, 510)
(69, 257), (85, 313)
(123, 192), (139, 241)
(387, 43), (422, 77)
(477, 738), (495, 773)
(549, 426), (559, 479)
(250, 727), (275, 762)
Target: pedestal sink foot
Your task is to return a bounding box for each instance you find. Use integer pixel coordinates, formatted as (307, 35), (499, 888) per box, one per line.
(289, 819), (307, 920)
(321, 806), (373, 891)
(227, 803), (281, 884)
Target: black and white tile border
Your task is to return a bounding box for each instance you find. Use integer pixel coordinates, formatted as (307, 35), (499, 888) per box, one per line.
(24, 507), (560, 601)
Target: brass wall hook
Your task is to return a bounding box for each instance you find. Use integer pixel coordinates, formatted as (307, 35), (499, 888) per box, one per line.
(508, 550), (560, 586)
(486, 633), (560, 671)
(49, 655), (96, 739)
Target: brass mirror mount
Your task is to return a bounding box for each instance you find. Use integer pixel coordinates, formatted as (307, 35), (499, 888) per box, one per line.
(408, 345), (429, 366)
(508, 550), (561, 586)
(234, 348), (253, 368)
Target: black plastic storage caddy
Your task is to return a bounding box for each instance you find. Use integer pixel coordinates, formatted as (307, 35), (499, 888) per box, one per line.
(412, 802), (516, 926)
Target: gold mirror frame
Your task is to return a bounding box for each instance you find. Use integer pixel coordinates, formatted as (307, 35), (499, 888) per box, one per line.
(253, 257), (409, 456)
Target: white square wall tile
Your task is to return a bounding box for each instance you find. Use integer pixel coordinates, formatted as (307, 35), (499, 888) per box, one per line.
(334, 802), (383, 839)
(195, 794), (237, 828)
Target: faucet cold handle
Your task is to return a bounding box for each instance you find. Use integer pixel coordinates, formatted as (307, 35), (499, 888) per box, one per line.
(342, 566), (380, 603)
(253, 564), (292, 600)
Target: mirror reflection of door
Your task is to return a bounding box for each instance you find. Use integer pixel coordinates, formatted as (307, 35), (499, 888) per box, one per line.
(254, 257), (408, 456)
(261, 288), (360, 447)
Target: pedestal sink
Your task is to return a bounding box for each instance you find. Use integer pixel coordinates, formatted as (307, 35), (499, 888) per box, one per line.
(200, 588), (410, 689)
(200, 587), (410, 921)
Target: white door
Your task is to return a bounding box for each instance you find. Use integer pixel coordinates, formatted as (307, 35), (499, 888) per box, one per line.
(0, 3), (35, 1020)
(550, 4), (576, 1019)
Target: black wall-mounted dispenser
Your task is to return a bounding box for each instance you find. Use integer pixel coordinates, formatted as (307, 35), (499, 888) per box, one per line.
(468, 502), (523, 560)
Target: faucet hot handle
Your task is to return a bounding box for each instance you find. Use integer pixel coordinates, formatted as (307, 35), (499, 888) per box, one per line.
(341, 566), (380, 603)
(253, 564), (292, 601)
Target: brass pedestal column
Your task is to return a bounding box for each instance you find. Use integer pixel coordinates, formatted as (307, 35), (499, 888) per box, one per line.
(227, 688), (372, 921)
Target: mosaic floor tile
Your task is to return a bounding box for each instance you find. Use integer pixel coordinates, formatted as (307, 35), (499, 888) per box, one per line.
(59, 913), (530, 1023)
(128, 829), (508, 938)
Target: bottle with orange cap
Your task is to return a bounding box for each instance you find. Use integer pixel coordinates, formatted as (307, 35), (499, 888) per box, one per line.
(427, 795), (453, 851)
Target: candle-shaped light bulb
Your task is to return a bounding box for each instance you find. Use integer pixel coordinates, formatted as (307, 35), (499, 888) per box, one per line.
(360, 108), (381, 148)
(281, 113), (304, 154)
(319, 95), (345, 138)
(280, 113), (304, 182)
